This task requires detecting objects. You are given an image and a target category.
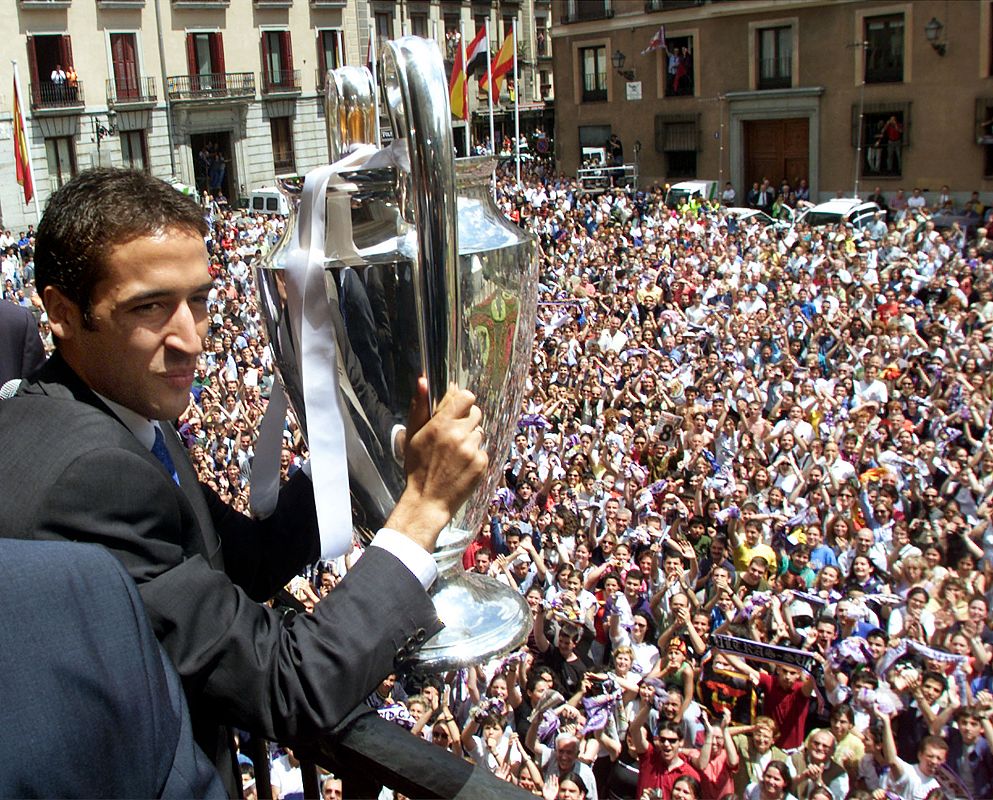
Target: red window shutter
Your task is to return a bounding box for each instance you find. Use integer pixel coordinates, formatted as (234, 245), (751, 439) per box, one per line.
(26, 36), (40, 106)
(281, 30), (293, 74)
(60, 35), (74, 70)
(186, 33), (196, 74)
(316, 30), (327, 77)
(211, 33), (225, 75)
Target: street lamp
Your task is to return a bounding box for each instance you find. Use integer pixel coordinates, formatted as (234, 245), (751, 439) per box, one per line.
(924, 17), (946, 56)
(93, 110), (118, 166)
(611, 49), (636, 82)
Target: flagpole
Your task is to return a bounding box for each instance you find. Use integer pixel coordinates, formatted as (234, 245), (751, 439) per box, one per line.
(369, 19), (381, 146)
(485, 19), (495, 159)
(460, 22), (470, 157)
(513, 19), (520, 185)
(11, 60), (41, 223)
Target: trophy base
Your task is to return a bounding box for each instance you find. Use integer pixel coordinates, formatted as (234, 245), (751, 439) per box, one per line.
(410, 569), (532, 673)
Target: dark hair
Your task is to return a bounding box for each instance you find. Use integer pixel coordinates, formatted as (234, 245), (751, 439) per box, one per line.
(557, 772), (588, 798)
(763, 760), (793, 793)
(35, 168), (207, 322)
(919, 734), (949, 753)
(672, 775), (700, 799)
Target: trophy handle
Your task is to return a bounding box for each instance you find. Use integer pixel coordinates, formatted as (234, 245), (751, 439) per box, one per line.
(381, 36), (459, 411)
(324, 67), (378, 161)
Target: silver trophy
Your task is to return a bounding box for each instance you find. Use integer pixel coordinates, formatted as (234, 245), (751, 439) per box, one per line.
(257, 37), (537, 671)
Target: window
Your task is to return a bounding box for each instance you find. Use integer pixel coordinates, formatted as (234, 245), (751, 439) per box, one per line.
(262, 30), (295, 92)
(270, 116), (295, 174)
(186, 32), (224, 92)
(864, 14), (903, 83)
(26, 33), (79, 108)
(46, 136), (76, 189)
(579, 124), (612, 161)
(563, 0), (613, 23)
(410, 13), (428, 38)
(580, 45), (607, 102)
(502, 15), (516, 41)
(540, 69), (552, 100)
(758, 26), (792, 90)
(120, 130), (147, 171)
(655, 113), (699, 179)
(663, 35), (694, 97)
(535, 17), (549, 57)
(853, 104), (909, 177)
(317, 29), (344, 84)
(374, 12), (393, 41)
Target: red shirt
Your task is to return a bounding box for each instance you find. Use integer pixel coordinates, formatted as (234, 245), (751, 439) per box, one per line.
(636, 748), (701, 799)
(758, 671), (809, 750)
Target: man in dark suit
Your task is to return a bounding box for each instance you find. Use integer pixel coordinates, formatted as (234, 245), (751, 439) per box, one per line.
(0, 300), (46, 385)
(0, 537), (225, 798)
(0, 169), (489, 795)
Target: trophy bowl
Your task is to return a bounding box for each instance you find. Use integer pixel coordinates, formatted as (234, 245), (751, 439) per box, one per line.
(256, 37), (537, 672)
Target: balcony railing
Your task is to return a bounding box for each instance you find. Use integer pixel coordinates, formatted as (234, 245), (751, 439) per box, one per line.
(30, 81), (84, 111)
(166, 72), (255, 101)
(646, 0), (705, 11)
(261, 69), (301, 95)
(107, 76), (157, 107)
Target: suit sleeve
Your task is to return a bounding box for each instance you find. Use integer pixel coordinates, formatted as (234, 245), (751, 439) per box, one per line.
(33, 447), (442, 743)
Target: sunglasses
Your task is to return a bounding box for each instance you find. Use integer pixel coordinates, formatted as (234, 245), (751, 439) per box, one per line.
(658, 737), (680, 745)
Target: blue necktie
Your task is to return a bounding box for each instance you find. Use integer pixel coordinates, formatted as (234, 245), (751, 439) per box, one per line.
(151, 426), (180, 486)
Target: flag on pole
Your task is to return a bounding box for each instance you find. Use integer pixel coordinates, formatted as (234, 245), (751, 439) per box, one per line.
(450, 27), (489, 120)
(449, 41), (468, 120)
(480, 30), (515, 100)
(463, 26), (488, 73)
(642, 24), (667, 55)
(12, 67), (34, 205)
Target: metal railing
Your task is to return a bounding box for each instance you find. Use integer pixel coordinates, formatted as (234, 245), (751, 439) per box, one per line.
(261, 68), (301, 95)
(166, 72), (255, 101)
(577, 163), (638, 193)
(106, 75), (157, 106)
(30, 80), (84, 110)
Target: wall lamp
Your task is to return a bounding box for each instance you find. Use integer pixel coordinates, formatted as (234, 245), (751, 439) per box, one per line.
(611, 49), (636, 81)
(924, 17), (946, 56)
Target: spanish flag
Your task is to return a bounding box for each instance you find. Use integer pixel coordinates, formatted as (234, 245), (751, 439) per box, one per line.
(12, 67), (34, 205)
(480, 29), (515, 101)
(450, 27), (487, 121)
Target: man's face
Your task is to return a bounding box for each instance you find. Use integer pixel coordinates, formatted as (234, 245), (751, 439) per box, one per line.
(777, 666), (800, 688)
(47, 229), (212, 420)
(474, 552), (491, 573)
(555, 739), (579, 772)
(322, 779), (342, 800)
(918, 744), (947, 777)
(745, 558), (767, 586)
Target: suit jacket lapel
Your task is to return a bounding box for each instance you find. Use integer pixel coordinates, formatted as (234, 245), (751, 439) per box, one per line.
(160, 422), (224, 570)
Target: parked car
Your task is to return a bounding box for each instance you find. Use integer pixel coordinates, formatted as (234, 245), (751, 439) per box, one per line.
(726, 206), (795, 232)
(795, 198), (880, 229)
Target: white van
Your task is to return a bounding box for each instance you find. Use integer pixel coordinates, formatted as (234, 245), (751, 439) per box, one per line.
(665, 180), (718, 207)
(248, 186), (290, 216)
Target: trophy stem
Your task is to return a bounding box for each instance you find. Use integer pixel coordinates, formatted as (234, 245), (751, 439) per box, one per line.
(411, 526), (531, 673)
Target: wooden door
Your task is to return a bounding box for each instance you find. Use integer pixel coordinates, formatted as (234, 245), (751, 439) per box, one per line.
(743, 118), (809, 189)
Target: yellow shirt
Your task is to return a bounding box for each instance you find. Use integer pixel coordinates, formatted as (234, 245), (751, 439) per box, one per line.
(733, 542), (777, 573)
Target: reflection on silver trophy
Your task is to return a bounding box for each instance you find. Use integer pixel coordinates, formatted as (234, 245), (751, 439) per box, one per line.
(257, 36), (538, 671)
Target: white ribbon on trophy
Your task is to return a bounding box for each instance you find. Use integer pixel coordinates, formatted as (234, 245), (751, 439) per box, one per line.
(252, 144), (386, 559)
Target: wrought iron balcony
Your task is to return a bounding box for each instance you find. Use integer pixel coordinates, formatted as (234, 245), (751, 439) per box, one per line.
(166, 72), (255, 102)
(30, 80), (84, 111)
(107, 76), (157, 107)
(261, 69), (301, 96)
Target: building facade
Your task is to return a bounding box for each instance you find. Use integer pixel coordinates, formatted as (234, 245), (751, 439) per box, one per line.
(0, 0), (553, 229)
(553, 0), (993, 202)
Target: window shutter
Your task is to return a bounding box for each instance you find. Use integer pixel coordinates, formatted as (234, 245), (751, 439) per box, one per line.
(186, 33), (197, 75)
(282, 30), (293, 73)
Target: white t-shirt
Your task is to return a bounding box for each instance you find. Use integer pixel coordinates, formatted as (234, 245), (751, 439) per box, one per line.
(888, 758), (941, 800)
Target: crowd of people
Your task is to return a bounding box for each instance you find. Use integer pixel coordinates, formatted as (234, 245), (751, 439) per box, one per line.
(3, 159), (993, 800)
